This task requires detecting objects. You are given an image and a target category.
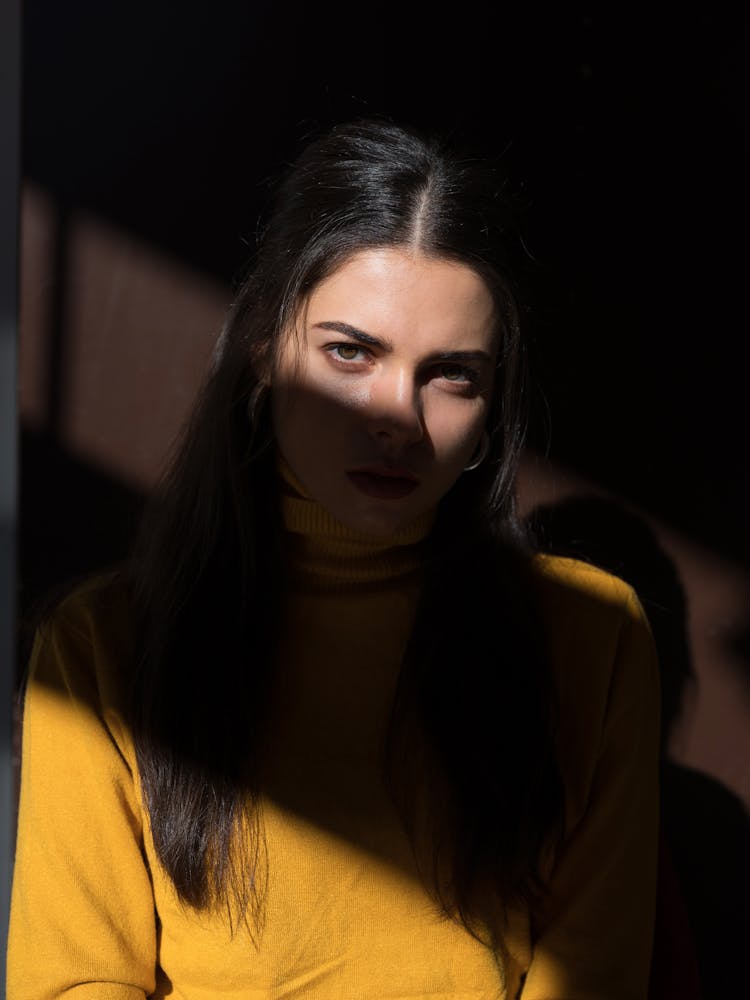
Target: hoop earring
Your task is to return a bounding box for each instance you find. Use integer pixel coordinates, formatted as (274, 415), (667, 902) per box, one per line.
(463, 430), (489, 472)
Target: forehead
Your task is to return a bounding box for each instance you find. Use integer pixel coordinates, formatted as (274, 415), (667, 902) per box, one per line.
(304, 248), (498, 354)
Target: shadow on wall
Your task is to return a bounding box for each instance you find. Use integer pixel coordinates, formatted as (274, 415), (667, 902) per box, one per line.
(527, 496), (750, 1000)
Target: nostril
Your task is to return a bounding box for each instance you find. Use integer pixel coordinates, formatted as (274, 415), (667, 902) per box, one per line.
(367, 412), (424, 445)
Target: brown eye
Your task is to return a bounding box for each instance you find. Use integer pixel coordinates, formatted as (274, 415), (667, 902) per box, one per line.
(335, 345), (360, 360)
(328, 343), (367, 363)
(434, 363), (481, 392)
(440, 364), (468, 382)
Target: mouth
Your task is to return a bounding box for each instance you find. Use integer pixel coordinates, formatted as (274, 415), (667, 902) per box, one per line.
(346, 465), (420, 500)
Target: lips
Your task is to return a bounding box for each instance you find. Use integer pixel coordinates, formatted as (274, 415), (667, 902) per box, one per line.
(346, 465), (420, 500)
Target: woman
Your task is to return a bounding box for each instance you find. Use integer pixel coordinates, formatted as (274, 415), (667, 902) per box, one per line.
(8, 119), (660, 999)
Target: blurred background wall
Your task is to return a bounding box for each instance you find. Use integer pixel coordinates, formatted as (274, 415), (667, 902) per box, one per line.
(14, 3), (750, 996)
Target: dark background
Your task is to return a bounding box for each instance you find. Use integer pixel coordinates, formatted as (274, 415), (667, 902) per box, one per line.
(17, 6), (750, 996)
(22, 1), (749, 571)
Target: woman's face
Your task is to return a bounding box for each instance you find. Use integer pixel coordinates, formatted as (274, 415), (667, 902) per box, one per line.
(271, 247), (499, 536)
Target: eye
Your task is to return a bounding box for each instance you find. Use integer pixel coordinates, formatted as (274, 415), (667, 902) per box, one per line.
(440, 363), (470, 382)
(430, 362), (483, 397)
(324, 343), (370, 365)
(436, 363), (479, 385)
(333, 344), (363, 361)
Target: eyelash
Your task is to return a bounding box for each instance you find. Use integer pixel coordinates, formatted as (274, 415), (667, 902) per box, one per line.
(438, 363), (480, 385)
(323, 343), (481, 388)
(326, 344), (370, 364)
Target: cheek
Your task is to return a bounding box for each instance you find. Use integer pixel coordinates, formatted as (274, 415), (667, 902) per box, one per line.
(271, 381), (361, 462)
(306, 363), (374, 413)
(426, 400), (487, 459)
(277, 355), (375, 417)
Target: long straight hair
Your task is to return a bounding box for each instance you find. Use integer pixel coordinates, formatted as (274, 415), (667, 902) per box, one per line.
(126, 118), (564, 940)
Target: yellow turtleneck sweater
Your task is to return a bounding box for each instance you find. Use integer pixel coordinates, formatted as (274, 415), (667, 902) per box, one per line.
(7, 473), (660, 1000)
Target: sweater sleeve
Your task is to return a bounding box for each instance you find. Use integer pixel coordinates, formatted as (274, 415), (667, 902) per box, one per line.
(7, 593), (158, 999)
(520, 585), (661, 1000)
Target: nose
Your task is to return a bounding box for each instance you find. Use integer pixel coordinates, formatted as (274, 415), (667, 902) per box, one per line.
(365, 368), (424, 447)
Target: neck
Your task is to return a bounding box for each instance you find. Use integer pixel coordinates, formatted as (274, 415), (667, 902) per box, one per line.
(277, 456), (435, 593)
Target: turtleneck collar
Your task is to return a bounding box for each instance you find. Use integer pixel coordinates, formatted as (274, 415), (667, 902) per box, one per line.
(277, 455), (435, 593)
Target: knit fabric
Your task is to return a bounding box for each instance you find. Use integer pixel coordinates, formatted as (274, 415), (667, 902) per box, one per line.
(7, 482), (660, 999)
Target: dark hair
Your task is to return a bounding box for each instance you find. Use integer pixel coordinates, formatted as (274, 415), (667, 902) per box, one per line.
(126, 118), (564, 942)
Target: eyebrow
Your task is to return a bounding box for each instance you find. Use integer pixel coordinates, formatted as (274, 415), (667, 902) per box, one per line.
(311, 321), (493, 364)
(312, 321), (392, 350)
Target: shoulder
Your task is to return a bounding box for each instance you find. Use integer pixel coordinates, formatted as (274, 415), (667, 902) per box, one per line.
(24, 571), (136, 758)
(529, 551), (657, 684)
(42, 569), (132, 636)
(34, 570), (134, 666)
(528, 554), (660, 826)
(531, 552), (643, 624)
(529, 552), (651, 668)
